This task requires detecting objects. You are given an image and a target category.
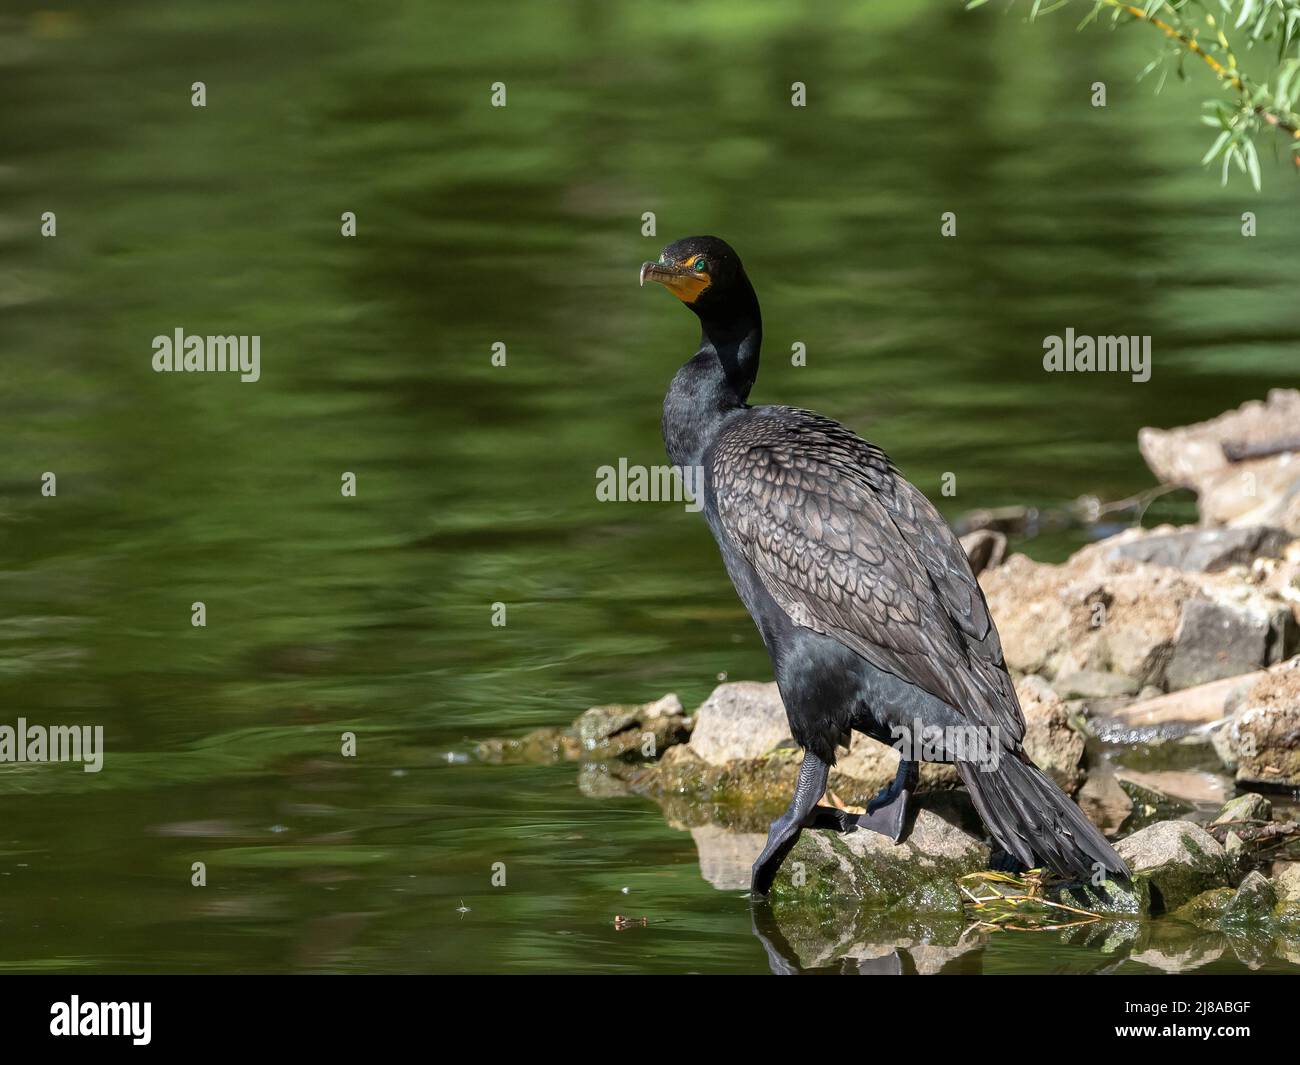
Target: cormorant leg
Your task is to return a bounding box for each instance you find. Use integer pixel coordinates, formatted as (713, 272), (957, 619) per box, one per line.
(854, 758), (918, 843)
(750, 750), (830, 896)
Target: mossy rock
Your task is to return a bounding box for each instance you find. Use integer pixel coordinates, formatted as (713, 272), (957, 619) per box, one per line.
(634, 745), (800, 821)
(770, 808), (989, 915)
(1115, 821), (1234, 913)
(1048, 876), (1150, 916)
(1220, 871), (1279, 931)
(1274, 901), (1300, 936)
(1170, 887), (1236, 930)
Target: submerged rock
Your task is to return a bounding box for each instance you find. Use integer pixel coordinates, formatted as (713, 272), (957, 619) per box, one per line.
(1113, 767), (1228, 808)
(475, 726), (581, 764)
(1076, 767), (1134, 836)
(769, 808), (990, 914)
(1114, 779), (1195, 832)
(1114, 820), (1233, 913)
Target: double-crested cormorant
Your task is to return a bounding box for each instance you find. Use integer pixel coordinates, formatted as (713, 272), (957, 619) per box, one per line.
(640, 236), (1128, 895)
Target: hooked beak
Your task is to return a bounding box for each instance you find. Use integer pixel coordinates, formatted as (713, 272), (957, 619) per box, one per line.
(639, 260), (710, 304)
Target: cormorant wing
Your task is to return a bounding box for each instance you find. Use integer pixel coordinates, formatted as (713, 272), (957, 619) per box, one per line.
(711, 407), (1024, 744)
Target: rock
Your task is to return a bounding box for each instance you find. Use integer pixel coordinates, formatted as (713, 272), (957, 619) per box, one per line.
(1051, 669), (1139, 700)
(833, 734), (961, 795)
(574, 693), (691, 760)
(1048, 876), (1149, 916)
(1212, 792), (1274, 826)
(688, 682), (791, 765)
(637, 743), (801, 824)
(1076, 767), (1134, 836)
(1273, 864), (1300, 904)
(475, 726), (581, 764)
(1112, 767), (1228, 808)
(959, 529), (1007, 576)
(979, 543), (1294, 692)
(1017, 675), (1086, 793)
(1171, 886), (1236, 929)
(1115, 779), (1194, 831)
(770, 808), (990, 913)
(1165, 598), (1286, 690)
(636, 737), (967, 832)
(477, 693), (690, 765)
(1109, 670), (1264, 726)
(1104, 524), (1293, 573)
(1138, 389), (1300, 535)
(1221, 871), (1279, 929)
(1212, 658), (1300, 787)
(1114, 820), (1233, 913)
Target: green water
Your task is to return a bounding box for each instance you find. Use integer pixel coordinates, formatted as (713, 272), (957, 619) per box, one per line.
(1, 0), (1297, 973)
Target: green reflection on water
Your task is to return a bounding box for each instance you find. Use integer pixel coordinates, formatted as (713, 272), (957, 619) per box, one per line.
(1, 0), (1296, 972)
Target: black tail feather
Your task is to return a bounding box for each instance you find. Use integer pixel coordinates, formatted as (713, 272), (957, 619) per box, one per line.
(957, 752), (1129, 881)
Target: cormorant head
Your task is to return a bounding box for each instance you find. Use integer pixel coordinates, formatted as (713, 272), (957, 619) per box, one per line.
(640, 235), (758, 326)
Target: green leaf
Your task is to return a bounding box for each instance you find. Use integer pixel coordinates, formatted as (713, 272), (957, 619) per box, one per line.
(1243, 136), (1262, 189)
(1202, 129), (1232, 163)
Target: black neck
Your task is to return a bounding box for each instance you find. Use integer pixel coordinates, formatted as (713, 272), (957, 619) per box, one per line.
(662, 288), (762, 470)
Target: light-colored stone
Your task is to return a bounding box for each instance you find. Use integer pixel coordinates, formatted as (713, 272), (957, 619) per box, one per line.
(1138, 389), (1300, 535)
(980, 541), (1295, 693)
(1113, 768), (1228, 807)
(1273, 863), (1300, 903)
(688, 681), (792, 765)
(1212, 792), (1273, 825)
(1212, 658), (1300, 787)
(1110, 670), (1264, 726)
(1114, 820), (1233, 912)
(1017, 674), (1086, 793)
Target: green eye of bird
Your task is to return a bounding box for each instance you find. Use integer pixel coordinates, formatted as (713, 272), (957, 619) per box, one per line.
(693, 258), (707, 272)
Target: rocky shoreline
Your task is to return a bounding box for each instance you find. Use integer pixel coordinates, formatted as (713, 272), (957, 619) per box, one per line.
(475, 391), (1300, 970)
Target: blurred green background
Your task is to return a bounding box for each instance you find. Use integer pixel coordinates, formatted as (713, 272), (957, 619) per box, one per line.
(0, 0), (1296, 972)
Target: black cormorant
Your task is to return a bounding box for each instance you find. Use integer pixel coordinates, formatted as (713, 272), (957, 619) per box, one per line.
(640, 235), (1128, 895)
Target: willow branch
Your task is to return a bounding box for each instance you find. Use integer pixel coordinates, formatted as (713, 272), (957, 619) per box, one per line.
(1101, 0), (1300, 140)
